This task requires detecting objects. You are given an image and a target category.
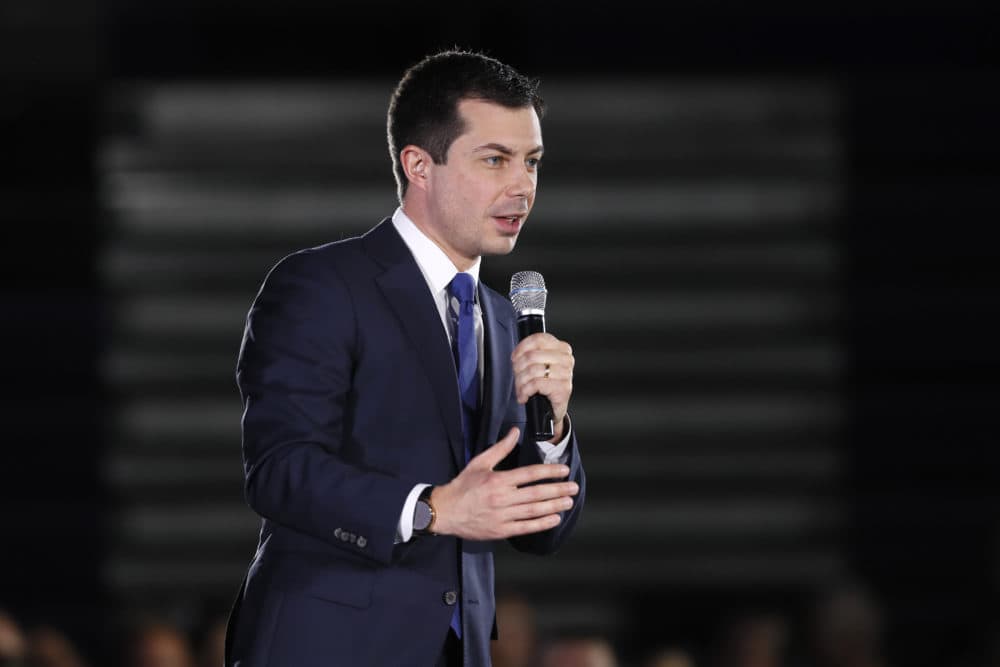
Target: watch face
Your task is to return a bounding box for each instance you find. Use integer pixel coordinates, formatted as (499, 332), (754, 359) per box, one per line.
(414, 500), (432, 531)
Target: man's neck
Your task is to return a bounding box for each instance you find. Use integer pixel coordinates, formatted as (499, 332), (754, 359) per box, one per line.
(400, 203), (479, 272)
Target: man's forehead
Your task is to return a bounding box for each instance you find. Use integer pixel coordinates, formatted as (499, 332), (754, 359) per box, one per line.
(455, 99), (542, 148)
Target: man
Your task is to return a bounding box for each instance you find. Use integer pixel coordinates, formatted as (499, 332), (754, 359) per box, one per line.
(224, 50), (586, 666)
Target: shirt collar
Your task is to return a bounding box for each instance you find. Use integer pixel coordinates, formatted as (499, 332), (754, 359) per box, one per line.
(391, 206), (481, 296)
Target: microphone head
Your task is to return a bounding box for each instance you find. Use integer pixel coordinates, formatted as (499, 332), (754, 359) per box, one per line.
(509, 271), (547, 314)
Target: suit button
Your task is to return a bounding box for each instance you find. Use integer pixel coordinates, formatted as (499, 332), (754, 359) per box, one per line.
(443, 591), (458, 606)
(357, 536), (367, 548)
(334, 528), (341, 538)
(340, 532), (350, 542)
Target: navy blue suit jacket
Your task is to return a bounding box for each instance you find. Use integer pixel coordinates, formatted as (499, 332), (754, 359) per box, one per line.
(225, 219), (586, 666)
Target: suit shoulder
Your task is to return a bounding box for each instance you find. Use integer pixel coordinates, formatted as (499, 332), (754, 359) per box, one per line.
(247, 235), (377, 318)
(274, 234), (367, 272)
(260, 230), (377, 287)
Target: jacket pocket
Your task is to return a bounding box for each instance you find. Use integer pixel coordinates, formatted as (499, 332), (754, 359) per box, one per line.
(271, 550), (376, 609)
(306, 564), (375, 609)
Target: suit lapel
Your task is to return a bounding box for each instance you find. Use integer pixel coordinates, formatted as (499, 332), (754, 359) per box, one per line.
(364, 220), (466, 470)
(478, 285), (514, 454)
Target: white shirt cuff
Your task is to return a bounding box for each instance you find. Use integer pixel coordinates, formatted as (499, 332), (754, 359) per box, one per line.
(535, 415), (572, 464)
(396, 482), (432, 544)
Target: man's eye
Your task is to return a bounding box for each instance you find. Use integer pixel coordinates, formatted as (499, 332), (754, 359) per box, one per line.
(485, 156), (505, 166)
(527, 158), (542, 168)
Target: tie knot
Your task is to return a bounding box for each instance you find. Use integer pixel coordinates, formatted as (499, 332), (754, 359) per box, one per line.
(448, 272), (476, 305)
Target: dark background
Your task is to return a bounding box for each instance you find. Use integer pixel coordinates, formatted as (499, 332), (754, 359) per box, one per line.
(2, 1), (997, 665)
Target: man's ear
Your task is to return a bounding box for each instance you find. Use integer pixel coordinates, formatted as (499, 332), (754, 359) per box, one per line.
(400, 146), (431, 191)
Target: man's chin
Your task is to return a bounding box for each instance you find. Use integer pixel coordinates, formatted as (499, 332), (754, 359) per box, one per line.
(482, 236), (519, 257)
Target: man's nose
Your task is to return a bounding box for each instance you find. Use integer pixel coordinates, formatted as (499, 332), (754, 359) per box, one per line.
(507, 166), (536, 199)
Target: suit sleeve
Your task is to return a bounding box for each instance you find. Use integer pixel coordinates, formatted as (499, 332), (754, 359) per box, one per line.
(501, 403), (586, 556)
(236, 251), (416, 565)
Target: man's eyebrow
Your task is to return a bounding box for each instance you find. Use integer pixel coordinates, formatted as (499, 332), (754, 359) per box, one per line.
(472, 143), (545, 156)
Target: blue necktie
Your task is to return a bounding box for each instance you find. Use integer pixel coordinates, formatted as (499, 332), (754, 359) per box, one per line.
(448, 272), (480, 461)
(447, 272), (479, 639)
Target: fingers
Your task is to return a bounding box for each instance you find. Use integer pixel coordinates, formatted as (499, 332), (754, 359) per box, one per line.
(485, 480), (577, 517)
(497, 462), (570, 487)
(504, 495), (575, 521)
(513, 360), (571, 377)
(473, 426), (520, 469)
(502, 513), (562, 536)
(508, 480), (579, 504)
(511, 338), (574, 377)
(512, 335), (574, 407)
(511, 332), (571, 358)
(496, 477), (576, 536)
(514, 365), (572, 405)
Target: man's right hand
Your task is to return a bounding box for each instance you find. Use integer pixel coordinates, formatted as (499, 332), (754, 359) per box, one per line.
(430, 427), (578, 540)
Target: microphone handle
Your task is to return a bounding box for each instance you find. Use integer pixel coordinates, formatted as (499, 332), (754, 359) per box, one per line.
(516, 313), (555, 440)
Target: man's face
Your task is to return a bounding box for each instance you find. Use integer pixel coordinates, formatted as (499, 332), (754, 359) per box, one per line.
(423, 98), (543, 268)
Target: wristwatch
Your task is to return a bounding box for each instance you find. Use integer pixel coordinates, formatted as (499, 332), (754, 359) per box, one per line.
(413, 485), (436, 536)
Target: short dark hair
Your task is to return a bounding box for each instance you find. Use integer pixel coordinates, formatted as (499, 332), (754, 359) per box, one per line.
(387, 50), (546, 202)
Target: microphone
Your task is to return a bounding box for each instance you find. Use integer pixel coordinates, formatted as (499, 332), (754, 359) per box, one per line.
(509, 271), (555, 440)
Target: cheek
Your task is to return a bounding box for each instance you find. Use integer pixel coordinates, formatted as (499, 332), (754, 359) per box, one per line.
(460, 169), (499, 195)
(454, 179), (491, 217)
(437, 178), (469, 218)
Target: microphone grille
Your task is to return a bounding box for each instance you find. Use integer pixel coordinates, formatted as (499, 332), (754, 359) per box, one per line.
(509, 271), (547, 312)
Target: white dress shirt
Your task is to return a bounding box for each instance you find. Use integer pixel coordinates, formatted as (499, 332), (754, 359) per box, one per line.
(391, 207), (571, 542)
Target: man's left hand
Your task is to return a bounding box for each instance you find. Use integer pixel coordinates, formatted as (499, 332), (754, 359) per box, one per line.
(511, 332), (574, 442)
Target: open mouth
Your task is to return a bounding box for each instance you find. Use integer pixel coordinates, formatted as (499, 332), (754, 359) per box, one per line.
(493, 215), (523, 231)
